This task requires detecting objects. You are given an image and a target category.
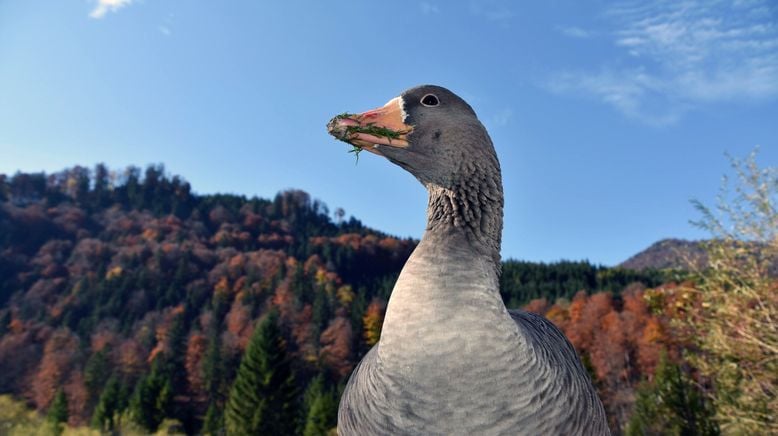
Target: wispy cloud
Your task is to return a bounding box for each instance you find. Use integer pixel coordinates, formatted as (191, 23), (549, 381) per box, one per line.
(420, 2), (440, 15)
(469, 1), (513, 22)
(157, 13), (174, 36)
(547, 68), (690, 125)
(557, 26), (593, 39)
(547, 0), (778, 125)
(489, 108), (514, 128)
(89, 0), (134, 19)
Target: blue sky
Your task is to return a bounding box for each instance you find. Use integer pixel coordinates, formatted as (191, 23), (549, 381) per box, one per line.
(1, 0), (776, 265)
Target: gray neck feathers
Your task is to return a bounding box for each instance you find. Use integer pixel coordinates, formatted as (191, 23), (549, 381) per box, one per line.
(425, 159), (503, 273)
(377, 155), (508, 356)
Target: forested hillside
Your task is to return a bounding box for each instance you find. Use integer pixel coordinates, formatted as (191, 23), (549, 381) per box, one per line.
(0, 165), (415, 434)
(0, 164), (757, 435)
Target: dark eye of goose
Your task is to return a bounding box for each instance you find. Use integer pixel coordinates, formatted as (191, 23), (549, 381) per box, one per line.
(420, 94), (439, 107)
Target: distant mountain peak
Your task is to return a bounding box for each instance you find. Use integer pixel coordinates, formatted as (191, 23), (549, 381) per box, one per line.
(619, 238), (707, 271)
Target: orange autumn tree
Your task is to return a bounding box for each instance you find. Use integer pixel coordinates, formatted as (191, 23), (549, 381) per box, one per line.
(185, 332), (208, 401)
(319, 311), (353, 378)
(525, 286), (671, 431)
(32, 328), (81, 411)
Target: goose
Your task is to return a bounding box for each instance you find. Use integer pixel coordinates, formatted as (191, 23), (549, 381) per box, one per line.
(327, 85), (609, 435)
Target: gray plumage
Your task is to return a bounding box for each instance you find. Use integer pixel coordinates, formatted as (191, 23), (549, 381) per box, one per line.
(328, 85), (609, 435)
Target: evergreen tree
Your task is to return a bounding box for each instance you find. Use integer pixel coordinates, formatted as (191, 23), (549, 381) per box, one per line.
(92, 375), (121, 431)
(162, 311), (188, 394)
(129, 361), (173, 432)
(92, 163), (111, 209)
(626, 352), (718, 436)
(84, 349), (111, 403)
(204, 302), (227, 405)
(224, 311), (298, 436)
(202, 401), (225, 435)
(302, 375), (338, 436)
(47, 389), (69, 436)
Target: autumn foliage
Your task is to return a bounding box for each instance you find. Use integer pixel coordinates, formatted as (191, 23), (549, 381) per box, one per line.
(524, 286), (675, 431)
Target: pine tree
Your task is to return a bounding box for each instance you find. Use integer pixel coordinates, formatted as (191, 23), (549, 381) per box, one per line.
(203, 305), (226, 404)
(47, 388), (69, 436)
(84, 348), (111, 403)
(92, 375), (121, 431)
(626, 352), (718, 436)
(224, 311), (298, 435)
(162, 311), (188, 394)
(93, 163), (111, 209)
(129, 360), (173, 432)
(302, 375), (338, 436)
(202, 401), (225, 435)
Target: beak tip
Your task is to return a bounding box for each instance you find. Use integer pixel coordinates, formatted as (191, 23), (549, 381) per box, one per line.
(327, 115), (361, 139)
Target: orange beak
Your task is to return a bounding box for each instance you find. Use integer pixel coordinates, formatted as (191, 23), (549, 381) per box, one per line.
(327, 97), (413, 155)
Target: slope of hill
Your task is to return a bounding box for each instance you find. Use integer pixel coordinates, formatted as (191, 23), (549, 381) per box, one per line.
(0, 164), (668, 434)
(622, 238), (778, 278)
(619, 238), (707, 271)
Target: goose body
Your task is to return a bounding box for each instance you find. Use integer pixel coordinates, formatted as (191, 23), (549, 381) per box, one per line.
(327, 85), (609, 435)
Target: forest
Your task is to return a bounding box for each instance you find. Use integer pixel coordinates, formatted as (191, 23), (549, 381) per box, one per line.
(0, 162), (775, 435)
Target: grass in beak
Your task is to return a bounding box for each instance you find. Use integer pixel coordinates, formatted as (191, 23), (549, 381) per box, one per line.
(348, 145), (363, 164)
(331, 113), (407, 164)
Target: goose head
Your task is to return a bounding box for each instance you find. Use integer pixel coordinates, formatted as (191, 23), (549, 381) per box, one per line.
(327, 85), (500, 192)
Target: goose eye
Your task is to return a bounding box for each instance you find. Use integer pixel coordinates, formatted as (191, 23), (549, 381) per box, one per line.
(421, 94), (439, 107)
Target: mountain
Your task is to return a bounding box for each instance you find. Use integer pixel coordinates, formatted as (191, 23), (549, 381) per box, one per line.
(619, 238), (707, 271)
(622, 238), (778, 277)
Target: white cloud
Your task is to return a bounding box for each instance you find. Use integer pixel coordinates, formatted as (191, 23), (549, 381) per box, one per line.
(547, 0), (778, 125)
(158, 25), (171, 36)
(90, 0), (134, 19)
(420, 2), (440, 15)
